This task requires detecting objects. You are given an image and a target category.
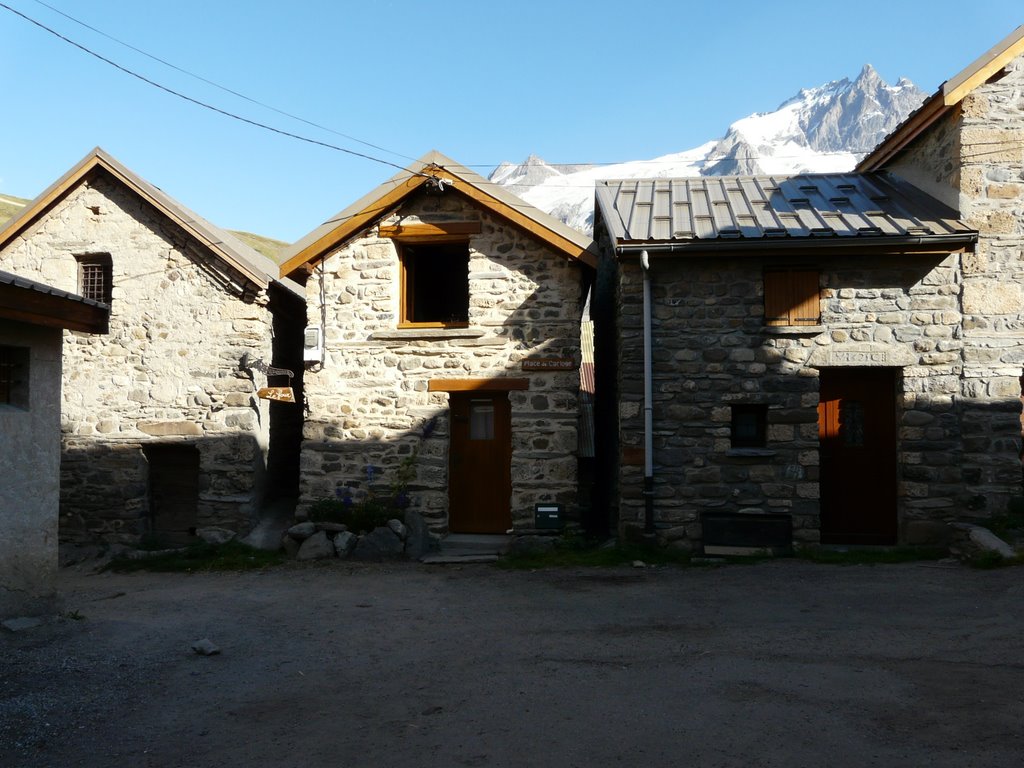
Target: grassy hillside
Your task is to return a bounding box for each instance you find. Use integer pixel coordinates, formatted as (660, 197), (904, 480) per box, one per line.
(0, 194), (28, 228)
(229, 230), (289, 262)
(0, 193), (289, 264)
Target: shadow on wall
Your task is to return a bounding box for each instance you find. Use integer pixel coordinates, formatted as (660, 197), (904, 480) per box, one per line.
(300, 409), (449, 530)
(59, 432), (275, 545)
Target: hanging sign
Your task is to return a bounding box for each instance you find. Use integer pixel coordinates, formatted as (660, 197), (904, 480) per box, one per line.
(522, 358), (576, 371)
(257, 386), (296, 403)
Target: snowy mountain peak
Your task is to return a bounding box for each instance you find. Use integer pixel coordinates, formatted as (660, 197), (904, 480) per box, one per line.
(491, 66), (926, 233)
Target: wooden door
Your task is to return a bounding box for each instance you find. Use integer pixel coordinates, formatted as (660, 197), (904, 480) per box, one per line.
(143, 444), (200, 544)
(449, 393), (512, 533)
(818, 368), (898, 544)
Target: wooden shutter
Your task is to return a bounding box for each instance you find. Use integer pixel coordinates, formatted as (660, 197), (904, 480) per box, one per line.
(790, 270), (820, 325)
(764, 269), (819, 326)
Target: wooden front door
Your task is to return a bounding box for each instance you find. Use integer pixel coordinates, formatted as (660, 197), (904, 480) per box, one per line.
(818, 368), (898, 544)
(143, 444), (200, 544)
(449, 393), (512, 533)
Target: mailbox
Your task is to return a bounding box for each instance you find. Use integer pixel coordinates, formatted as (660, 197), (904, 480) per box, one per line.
(534, 503), (563, 530)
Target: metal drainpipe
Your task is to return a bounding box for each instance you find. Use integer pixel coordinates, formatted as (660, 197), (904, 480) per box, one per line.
(641, 250), (655, 534)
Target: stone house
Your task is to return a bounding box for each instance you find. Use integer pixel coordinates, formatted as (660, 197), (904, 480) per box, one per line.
(279, 151), (596, 534)
(856, 24), (1024, 504)
(593, 172), (984, 550)
(592, 26), (1024, 552)
(0, 148), (305, 544)
(1, 271), (107, 617)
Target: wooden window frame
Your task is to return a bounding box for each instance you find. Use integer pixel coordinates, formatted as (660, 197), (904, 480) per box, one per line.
(398, 238), (470, 329)
(77, 253), (113, 305)
(764, 268), (820, 326)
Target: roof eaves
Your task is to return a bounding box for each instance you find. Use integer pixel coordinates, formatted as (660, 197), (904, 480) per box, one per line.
(858, 25), (1024, 172)
(280, 150), (597, 279)
(0, 148), (277, 292)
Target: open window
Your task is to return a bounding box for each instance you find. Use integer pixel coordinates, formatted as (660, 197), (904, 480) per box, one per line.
(0, 346), (30, 409)
(77, 253), (112, 305)
(764, 268), (819, 326)
(399, 241), (469, 327)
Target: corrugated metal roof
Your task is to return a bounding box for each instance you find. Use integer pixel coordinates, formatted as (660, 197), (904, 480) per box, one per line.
(0, 269), (108, 308)
(596, 172), (977, 250)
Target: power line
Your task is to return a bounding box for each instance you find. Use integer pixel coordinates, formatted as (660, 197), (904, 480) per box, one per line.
(28, 0), (418, 164)
(0, 1), (426, 178)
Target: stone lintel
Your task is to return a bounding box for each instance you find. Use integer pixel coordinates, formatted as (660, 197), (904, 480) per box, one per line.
(137, 421), (203, 436)
(806, 343), (917, 369)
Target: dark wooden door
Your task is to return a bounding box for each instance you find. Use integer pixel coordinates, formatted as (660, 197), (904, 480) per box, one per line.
(818, 368), (898, 544)
(143, 444), (200, 544)
(449, 393), (512, 533)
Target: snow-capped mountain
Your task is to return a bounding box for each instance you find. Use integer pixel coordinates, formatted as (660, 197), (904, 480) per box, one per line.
(490, 65), (926, 234)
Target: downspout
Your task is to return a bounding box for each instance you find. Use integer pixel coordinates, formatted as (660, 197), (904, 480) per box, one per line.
(641, 250), (655, 535)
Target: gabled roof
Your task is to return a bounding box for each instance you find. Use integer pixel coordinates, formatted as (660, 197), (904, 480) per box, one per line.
(858, 25), (1024, 171)
(0, 147), (282, 291)
(278, 150), (598, 279)
(0, 269), (109, 333)
(596, 173), (977, 254)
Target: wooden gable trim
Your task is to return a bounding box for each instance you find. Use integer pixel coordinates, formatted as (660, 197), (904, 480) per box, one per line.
(278, 175), (429, 278)
(280, 160), (598, 279)
(0, 151), (271, 290)
(450, 180), (598, 268)
(379, 221), (481, 240)
(428, 378), (529, 392)
(858, 25), (1024, 172)
(942, 27), (1024, 106)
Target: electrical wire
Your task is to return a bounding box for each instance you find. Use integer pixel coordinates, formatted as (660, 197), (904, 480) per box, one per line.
(28, 0), (418, 164)
(2, 3), (933, 197)
(0, 1), (428, 178)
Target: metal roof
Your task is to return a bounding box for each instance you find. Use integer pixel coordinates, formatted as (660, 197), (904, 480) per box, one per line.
(0, 269), (107, 308)
(0, 269), (109, 333)
(279, 150), (598, 279)
(595, 173), (977, 251)
(0, 148), (296, 296)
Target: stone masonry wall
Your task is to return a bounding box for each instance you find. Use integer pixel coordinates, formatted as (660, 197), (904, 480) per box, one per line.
(300, 188), (584, 531)
(0, 174), (275, 542)
(890, 54), (1024, 516)
(615, 251), (972, 547)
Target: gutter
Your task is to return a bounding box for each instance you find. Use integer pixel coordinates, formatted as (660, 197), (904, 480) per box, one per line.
(614, 232), (978, 258)
(641, 250), (655, 535)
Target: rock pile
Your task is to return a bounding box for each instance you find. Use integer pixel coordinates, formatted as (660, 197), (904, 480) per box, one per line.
(280, 510), (439, 562)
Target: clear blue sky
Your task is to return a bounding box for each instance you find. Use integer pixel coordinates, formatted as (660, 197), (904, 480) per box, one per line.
(1, 0), (1020, 242)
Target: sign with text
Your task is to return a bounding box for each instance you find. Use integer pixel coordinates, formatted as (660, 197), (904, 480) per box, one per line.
(522, 358), (576, 371)
(257, 386), (296, 403)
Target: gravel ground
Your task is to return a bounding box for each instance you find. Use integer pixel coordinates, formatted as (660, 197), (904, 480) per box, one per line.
(2, 559), (1024, 767)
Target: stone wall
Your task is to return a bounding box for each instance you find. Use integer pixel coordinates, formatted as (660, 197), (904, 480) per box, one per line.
(611, 248), (1007, 547)
(0, 321), (62, 617)
(0, 173), (276, 542)
(300, 187), (585, 531)
(889, 54), (1024, 516)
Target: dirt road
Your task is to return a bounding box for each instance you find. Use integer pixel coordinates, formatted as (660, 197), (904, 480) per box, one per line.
(3, 560), (1023, 767)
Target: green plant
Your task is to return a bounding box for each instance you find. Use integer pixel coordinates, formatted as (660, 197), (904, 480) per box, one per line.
(310, 418), (435, 533)
(60, 609), (85, 621)
(104, 541), (284, 573)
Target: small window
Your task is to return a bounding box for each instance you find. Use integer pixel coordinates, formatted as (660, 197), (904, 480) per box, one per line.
(77, 254), (112, 305)
(764, 269), (819, 326)
(0, 346), (30, 409)
(399, 242), (469, 327)
(731, 404), (767, 448)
